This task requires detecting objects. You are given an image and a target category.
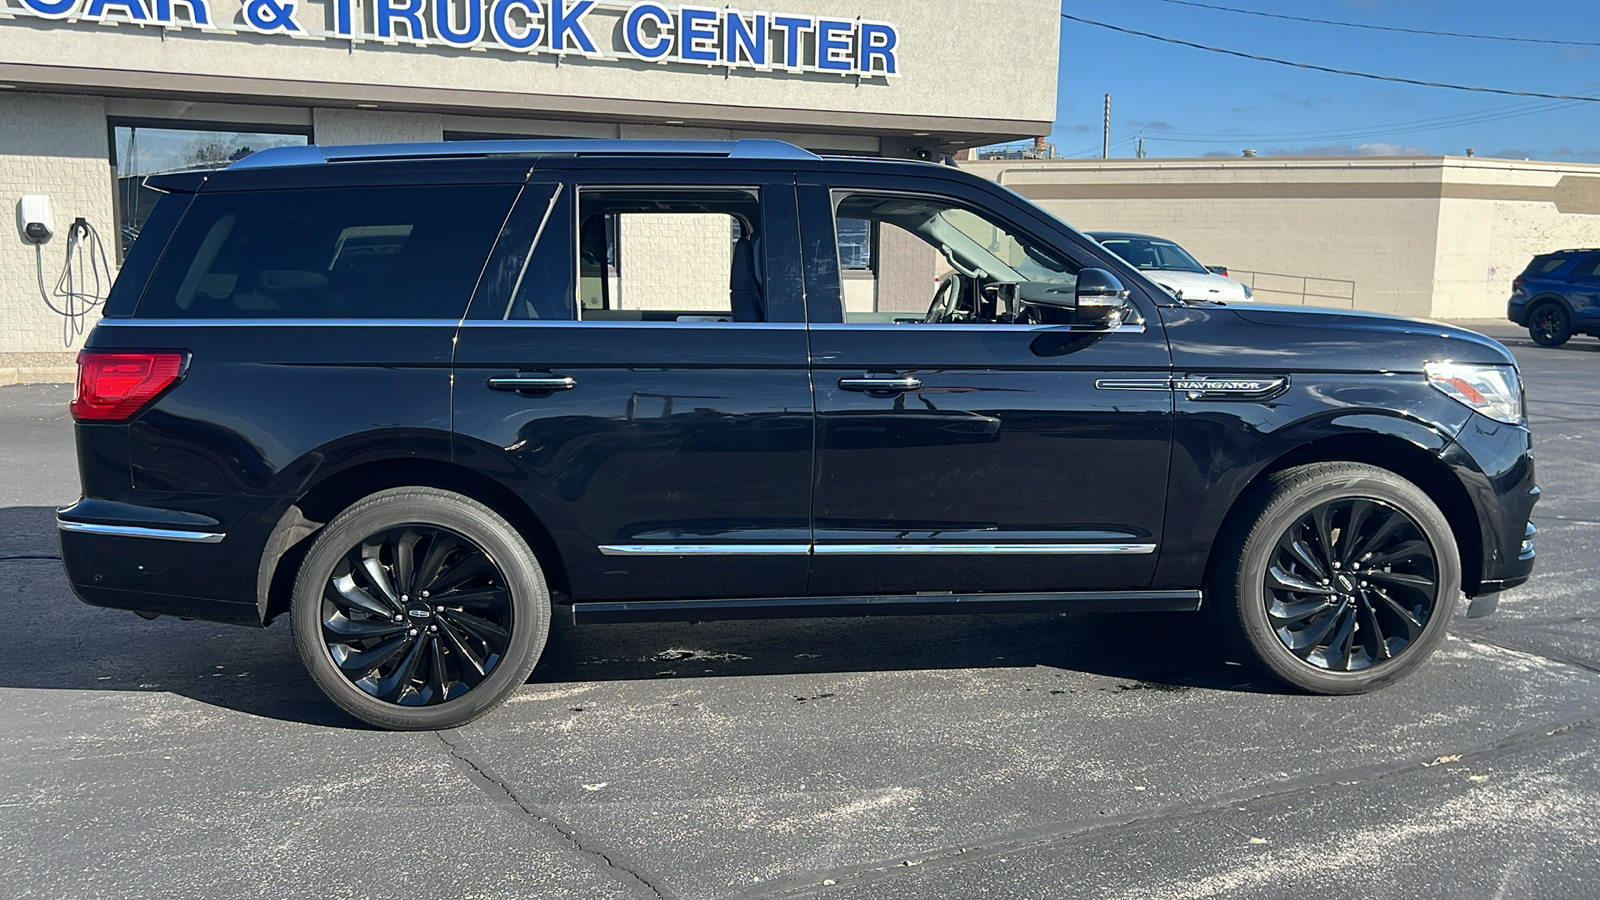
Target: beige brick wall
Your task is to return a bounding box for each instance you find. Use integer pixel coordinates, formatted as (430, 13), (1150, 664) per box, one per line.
(963, 157), (1600, 320)
(617, 213), (734, 313)
(1, 91), (114, 381)
(311, 109), (444, 146)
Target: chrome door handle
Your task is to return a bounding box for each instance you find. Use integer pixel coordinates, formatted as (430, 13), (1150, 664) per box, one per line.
(488, 376), (577, 392)
(839, 376), (922, 392)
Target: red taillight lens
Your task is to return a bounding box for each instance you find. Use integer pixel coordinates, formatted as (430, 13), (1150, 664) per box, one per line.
(70, 351), (186, 422)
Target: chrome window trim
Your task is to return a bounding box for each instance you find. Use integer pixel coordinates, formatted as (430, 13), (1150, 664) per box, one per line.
(57, 519), (225, 544)
(598, 542), (1155, 556)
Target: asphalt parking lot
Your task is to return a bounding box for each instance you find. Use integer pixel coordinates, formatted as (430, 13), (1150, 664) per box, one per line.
(2, 320), (1597, 900)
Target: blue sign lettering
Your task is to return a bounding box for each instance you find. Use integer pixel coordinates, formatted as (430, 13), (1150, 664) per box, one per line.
(85, 0), (147, 21)
(724, 10), (766, 67)
(677, 5), (717, 63)
(623, 2), (672, 60)
(242, 0), (302, 33)
(20, 0), (77, 16)
(332, 0), (355, 37)
(489, 0), (542, 50)
(547, 0), (597, 54)
(376, 0), (426, 42)
(6, 2), (899, 77)
(770, 14), (813, 70)
(433, 0), (483, 47)
(815, 17), (852, 72)
(150, 0), (210, 26)
(859, 21), (898, 75)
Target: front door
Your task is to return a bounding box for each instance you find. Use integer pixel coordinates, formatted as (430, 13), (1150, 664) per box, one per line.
(452, 171), (814, 603)
(798, 179), (1174, 597)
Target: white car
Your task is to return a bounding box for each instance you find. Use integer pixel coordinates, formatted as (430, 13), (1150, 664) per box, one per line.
(1087, 231), (1253, 302)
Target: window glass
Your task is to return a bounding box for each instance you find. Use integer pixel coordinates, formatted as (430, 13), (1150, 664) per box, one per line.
(837, 218), (873, 270)
(833, 192), (1082, 325)
(138, 185), (518, 319)
(1530, 255), (1570, 275)
(1095, 238), (1207, 274)
(1569, 256), (1600, 279)
(112, 123), (309, 260)
(577, 189), (766, 323)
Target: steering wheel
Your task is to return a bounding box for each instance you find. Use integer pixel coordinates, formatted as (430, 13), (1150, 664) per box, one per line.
(924, 272), (965, 324)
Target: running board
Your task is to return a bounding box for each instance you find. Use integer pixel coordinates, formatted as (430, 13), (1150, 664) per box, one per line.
(570, 590), (1203, 625)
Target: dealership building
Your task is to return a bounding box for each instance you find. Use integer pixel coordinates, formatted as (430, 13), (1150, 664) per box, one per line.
(7, 0), (1600, 384)
(0, 0), (1062, 381)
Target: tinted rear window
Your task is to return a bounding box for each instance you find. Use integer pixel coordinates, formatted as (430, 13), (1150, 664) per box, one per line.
(137, 185), (517, 319)
(1527, 254), (1573, 276)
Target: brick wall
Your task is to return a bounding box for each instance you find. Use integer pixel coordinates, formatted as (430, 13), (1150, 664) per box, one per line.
(311, 109), (444, 146)
(0, 92), (115, 381)
(617, 213), (734, 313)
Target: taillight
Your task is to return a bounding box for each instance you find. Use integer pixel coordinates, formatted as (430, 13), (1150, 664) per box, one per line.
(70, 351), (187, 422)
(1512, 278), (1526, 295)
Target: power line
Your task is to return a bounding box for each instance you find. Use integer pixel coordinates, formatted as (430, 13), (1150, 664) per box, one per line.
(1149, 91), (1600, 144)
(1060, 13), (1600, 103)
(1144, 0), (1600, 48)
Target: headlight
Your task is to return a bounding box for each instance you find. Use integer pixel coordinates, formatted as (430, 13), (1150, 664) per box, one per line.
(1242, 283), (1253, 299)
(1425, 362), (1524, 425)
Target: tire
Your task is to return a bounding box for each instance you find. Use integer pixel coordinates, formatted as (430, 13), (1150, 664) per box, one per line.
(290, 487), (550, 730)
(1210, 462), (1461, 695)
(1527, 302), (1572, 347)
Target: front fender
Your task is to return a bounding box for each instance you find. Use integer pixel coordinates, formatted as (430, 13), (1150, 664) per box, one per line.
(1152, 375), (1473, 590)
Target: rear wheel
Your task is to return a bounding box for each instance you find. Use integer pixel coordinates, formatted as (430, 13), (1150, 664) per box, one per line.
(1211, 463), (1460, 694)
(291, 487), (549, 729)
(1528, 302), (1572, 346)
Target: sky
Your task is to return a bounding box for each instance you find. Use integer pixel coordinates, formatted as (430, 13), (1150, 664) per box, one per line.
(1044, 0), (1600, 161)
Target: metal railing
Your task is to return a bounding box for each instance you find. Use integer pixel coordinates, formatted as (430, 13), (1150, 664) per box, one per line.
(1229, 270), (1358, 309)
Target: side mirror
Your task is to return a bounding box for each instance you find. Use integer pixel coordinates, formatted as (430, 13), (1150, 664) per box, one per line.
(1206, 265), (1229, 276)
(995, 269), (1132, 328)
(1073, 268), (1132, 327)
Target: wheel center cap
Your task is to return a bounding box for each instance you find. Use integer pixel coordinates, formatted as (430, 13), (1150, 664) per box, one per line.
(405, 602), (432, 621)
(1336, 574), (1357, 593)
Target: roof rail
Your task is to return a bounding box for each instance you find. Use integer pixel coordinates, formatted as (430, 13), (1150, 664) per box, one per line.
(227, 138), (821, 170)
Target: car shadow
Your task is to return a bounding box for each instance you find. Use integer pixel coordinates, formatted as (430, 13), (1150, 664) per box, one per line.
(1, 504), (1275, 730)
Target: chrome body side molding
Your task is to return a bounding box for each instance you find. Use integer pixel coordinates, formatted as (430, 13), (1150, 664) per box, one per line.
(57, 519), (226, 544)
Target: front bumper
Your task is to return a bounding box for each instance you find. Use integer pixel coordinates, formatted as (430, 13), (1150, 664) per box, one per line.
(1441, 412), (1538, 604)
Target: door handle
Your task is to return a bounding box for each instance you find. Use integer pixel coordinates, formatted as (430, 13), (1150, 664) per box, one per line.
(488, 376), (577, 392)
(839, 376), (922, 393)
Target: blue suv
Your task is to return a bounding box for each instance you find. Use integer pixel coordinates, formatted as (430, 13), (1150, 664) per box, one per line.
(1507, 249), (1600, 346)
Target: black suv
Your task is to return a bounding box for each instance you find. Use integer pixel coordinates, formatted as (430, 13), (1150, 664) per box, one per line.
(1506, 248), (1600, 346)
(60, 140), (1538, 729)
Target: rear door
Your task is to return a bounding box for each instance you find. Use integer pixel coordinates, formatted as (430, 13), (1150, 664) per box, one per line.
(1565, 253), (1600, 332)
(451, 163), (815, 603)
(797, 175), (1174, 597)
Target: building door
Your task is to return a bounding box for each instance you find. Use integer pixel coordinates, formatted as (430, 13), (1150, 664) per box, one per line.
(797, 179), (1175, 597)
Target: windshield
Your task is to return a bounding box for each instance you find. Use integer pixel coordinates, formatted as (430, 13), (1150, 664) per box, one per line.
(1097, 238), (1208, 274)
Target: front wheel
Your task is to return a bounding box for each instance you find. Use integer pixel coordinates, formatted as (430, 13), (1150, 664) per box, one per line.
(1211, 462), (1461, 694)
(1528, 302), (1572, 347)
(290, 487), (550, 730)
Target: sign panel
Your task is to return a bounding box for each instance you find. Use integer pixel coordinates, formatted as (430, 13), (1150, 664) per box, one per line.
(1, 0), (901, 76)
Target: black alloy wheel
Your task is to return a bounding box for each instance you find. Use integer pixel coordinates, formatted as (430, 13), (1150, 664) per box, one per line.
(292, 487), (549, 730)
(1264, 498), (1438, 673)
(1528, 303), (1572, 347)
(1213, 462), (1461, 694)
(321, 525), (513, 706)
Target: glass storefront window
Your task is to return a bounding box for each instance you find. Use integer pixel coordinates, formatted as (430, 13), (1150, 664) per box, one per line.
(111, 123), (310, 259)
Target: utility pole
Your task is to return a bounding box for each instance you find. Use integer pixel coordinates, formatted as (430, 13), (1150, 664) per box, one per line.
(1103, 93), (1112, 160)
(1136, 136), (1146, 159)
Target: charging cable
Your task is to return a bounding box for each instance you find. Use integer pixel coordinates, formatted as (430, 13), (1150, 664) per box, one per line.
(35, 216), (113, 346)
